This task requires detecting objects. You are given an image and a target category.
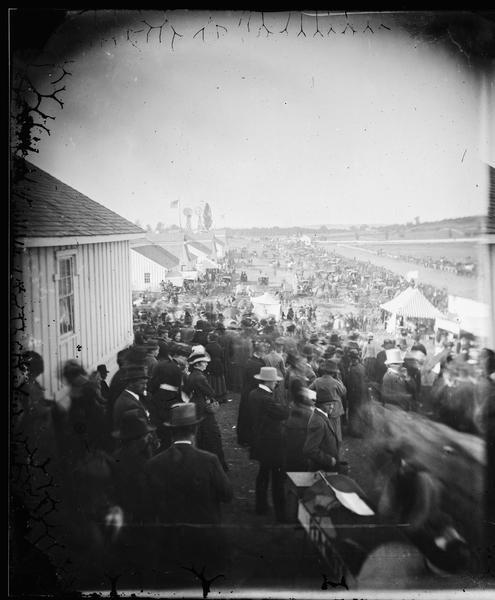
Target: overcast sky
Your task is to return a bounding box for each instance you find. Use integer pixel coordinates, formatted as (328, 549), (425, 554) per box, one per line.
(19, 10), (491, 229)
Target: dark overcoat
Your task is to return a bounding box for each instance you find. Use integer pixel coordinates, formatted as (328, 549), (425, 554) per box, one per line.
(250, 387), (289, 467)
(237, 355), (266, 445)
(303, 407), (340, 471)
(284, 404), (314, 471)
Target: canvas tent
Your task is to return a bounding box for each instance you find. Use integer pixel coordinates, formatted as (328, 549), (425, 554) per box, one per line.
(252, 292), (281, 321)
(163, 270), (184, 287)
(380, 287), (444, 333)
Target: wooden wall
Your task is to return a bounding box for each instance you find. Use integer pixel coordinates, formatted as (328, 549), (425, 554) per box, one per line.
(16, 240), (134, 399)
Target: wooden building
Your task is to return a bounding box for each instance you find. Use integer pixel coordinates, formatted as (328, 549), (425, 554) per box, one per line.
(11, 162), (145, 400)
(130, 238), (180, 292)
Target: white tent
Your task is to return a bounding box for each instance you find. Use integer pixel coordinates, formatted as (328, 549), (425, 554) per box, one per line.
(252, 292), (281, 321)
(380, 286), (444, 320)
(163, 270), (184, 287)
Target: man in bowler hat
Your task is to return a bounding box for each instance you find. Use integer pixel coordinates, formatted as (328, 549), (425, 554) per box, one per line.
(144, 403), (233, 572)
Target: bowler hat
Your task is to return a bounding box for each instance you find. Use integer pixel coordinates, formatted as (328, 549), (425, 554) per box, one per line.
(97, 364), (109, 375)
(112, 409), (156, 440)
(164, 403), (203, 427)
(254, 366), (283, 382)
(121, 365), (149, 382)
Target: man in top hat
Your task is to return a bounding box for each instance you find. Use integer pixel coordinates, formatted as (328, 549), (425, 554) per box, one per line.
(249, 366), (289, 522)
(144, 403), (233, 571)
(381, 348), (415, 411)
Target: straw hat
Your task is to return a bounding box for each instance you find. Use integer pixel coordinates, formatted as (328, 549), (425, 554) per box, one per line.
(254, 366), (283, 382)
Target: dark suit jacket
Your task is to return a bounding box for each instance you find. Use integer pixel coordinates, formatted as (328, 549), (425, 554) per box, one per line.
(144, 442), (233, 524)
(113, 389), (150, 430)
(303, 407), (339, 471)
(284, 404), (313, 471)
(237, 355), (266, 445)
(250, 387), (289, 466)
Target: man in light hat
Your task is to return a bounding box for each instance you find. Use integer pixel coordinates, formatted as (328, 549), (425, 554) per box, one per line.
(381, 348), (415, 411)
(144, 403), (233, 571)
(237, 340), (267, 447)
(249, 366), (289, 522)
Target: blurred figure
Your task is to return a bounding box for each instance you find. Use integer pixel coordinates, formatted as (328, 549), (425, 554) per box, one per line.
(310, 359), (346, 444)
(147, 361), (183, 450)
(284, 379), (315, 472)
(361, 333), (379, 382)
(381, 349), (415, 411)
(96, 364), (111, 400)
(205, 332), (228, 404)
(345, 349), (369, 438)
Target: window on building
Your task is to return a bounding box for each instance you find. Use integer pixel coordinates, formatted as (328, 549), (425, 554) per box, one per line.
(144, 272), (151, 284)
(58, 256), (75, 335)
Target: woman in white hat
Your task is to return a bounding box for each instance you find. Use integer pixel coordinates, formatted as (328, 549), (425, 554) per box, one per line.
(183, 349), (228, 471)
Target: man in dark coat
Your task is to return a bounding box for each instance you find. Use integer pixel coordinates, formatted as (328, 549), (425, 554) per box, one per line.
(112, 366), (160, 453)
(303, 396), (340, 471)
(237, 341), (267, 447)
(284, 379), (315, 472)
(144, 403), (233, 572)
(250, 367), (289, 522)
(346, 349), (369, 438)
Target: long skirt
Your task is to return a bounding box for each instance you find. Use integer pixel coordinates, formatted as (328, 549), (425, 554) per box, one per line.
(207, 373), (227, 401)
(196, 414), (228, 471)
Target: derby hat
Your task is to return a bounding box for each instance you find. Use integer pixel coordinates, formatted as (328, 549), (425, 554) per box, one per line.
(187, 350), (211, 366)
(121, 365), (149, 382)
(254, 366), (283, 382)
(97, 364), (109, 375)
(163, 402), (203, 427)
(112, 409), (156, 440)
(385, 348), (404, 365)
(320, 359), (340, 374)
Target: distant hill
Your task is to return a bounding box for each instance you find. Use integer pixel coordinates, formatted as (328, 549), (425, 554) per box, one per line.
(225, 216), (486, 240)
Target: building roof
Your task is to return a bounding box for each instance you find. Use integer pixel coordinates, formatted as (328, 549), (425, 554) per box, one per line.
(131, 244), (179, 269)
(380, 286), (444, 319)
(11, 161), (145, 239)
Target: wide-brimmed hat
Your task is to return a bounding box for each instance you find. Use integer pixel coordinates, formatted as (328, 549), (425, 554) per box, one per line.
(163, 402), (203, 427)
(385, 348), (404, 365)
(187, 350), (211, 366)
(112, 409), (156, 440)
(254, 366), (283, 382)
(121, 365), (149, 382)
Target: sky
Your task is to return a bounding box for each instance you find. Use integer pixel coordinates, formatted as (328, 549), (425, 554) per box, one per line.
(14, 10), (493, 230)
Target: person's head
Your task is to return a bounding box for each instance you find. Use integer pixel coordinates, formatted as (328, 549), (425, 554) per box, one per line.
(348, 349), (361, 363)
(382, 339), (395, 351)
(96, 364), (109, 381)
(385, 349), (404, 373)
(172, 329), (182, 342)
(20, 351), (44, 379)
(62, 359), (87, 385)
(188, 350), (211, 371)
(122, 366), (149, 395)
(302, 345), (313, 361)
(254, 366), (282, 391)
(290, 378), (316, 406)
(252, 340), (267, 357)
(208, 332), (218, 344)
(165, 403), (203, 441)
(319, 359), (340, 376)
(112, 409), (156, 453)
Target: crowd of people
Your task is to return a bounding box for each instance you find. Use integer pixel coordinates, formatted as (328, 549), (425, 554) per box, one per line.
(11, 240), (495, 592)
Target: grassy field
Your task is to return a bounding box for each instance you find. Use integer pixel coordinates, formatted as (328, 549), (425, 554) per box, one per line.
(356, 241), (482, 263)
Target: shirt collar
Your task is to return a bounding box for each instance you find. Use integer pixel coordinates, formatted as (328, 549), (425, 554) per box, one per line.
(125, 389), (140, 401)
(315, 406), (328, 417)
(259, 384), (272, 393)
(173, 440), (193, 445)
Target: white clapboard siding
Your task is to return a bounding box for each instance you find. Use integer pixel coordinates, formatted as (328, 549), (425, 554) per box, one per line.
(17, 240), (134, 400)
(130, 249), (167, 292)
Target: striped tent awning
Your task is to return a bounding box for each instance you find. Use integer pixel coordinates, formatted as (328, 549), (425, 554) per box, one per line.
(380, 286), (444, 319)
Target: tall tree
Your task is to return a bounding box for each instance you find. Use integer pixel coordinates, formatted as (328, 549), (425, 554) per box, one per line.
(203, 203), (213, 231)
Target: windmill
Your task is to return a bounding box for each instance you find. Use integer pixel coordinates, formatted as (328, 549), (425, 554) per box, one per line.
(183, 207), (193, 231)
